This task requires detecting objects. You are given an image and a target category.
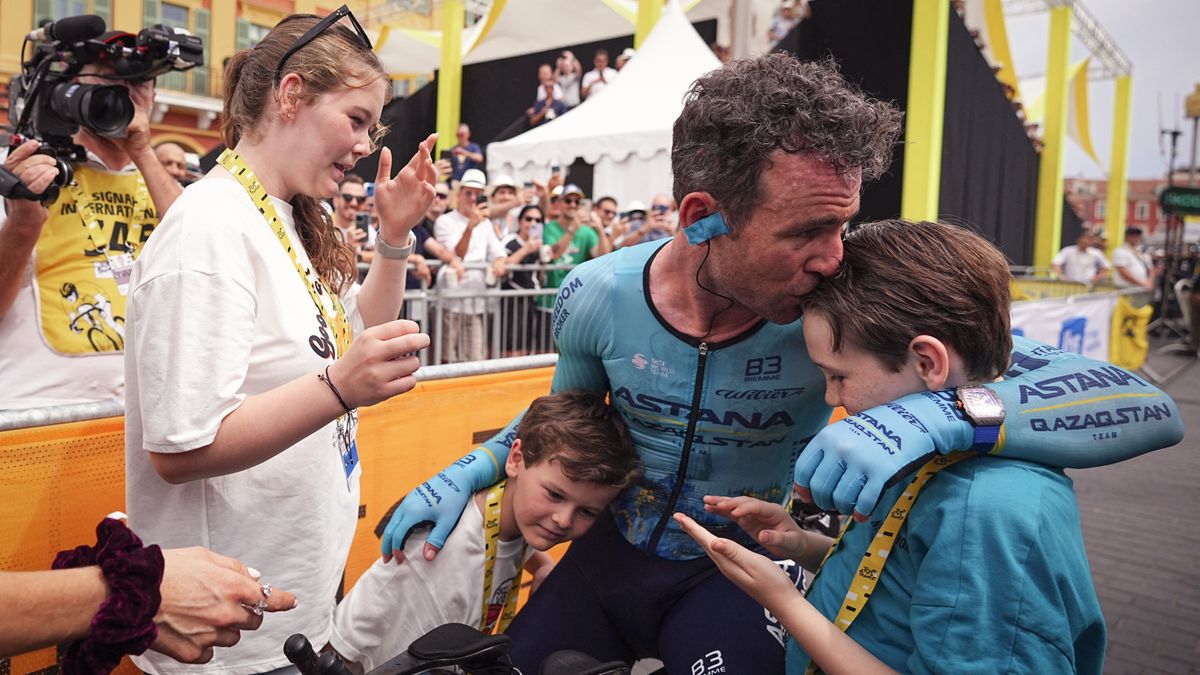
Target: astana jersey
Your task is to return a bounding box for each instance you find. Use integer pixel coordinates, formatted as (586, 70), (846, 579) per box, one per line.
(489, 241), (834, 560)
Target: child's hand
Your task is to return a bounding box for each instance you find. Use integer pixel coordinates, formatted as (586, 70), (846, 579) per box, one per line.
(702, 495), (807, 561)
(525, 551), (556, 595)
(674, 512), (803, 614)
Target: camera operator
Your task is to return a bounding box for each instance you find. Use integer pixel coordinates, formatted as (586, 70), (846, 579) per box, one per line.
(0, 61), (183, 410)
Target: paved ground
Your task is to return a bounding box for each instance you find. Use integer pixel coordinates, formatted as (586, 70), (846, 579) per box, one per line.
(1072, 339), (1200, 674)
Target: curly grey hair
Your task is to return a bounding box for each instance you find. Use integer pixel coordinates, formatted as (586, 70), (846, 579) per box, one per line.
(671, 54), (903, 230)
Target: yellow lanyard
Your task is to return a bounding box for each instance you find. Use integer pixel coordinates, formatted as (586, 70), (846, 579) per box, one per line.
(804, 452), (973, 675)
(217, 148), (351, 358)
(479, 480), (526, 634)
(66, 170), (150, 260)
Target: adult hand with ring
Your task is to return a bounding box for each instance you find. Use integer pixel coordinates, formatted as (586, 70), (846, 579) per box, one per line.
(152, 548), (297, 664)
(246, 583), (273, 616)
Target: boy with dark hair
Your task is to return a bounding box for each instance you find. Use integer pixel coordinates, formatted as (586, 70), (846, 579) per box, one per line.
(679, 220), (1109, 674)
(331, 390), (640, 672)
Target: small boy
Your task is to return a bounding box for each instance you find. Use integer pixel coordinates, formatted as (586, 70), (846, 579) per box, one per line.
(331, 390), (640, 672)
(677, 220), (1106, 674)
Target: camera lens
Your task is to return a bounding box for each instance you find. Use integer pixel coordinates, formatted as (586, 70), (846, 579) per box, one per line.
(49, 82), (134, 138)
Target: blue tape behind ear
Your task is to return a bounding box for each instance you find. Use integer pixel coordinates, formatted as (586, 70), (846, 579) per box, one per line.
(685, 211), (730, 245)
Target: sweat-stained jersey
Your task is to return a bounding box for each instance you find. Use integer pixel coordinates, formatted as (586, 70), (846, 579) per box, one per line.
(491, 241), (833, 560)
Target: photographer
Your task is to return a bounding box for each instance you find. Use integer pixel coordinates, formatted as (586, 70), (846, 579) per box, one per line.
(554, 50), (582, 109)
(0, 56), (184, 410)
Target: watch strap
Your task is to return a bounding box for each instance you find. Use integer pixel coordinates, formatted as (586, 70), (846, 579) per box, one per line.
(970, 424), (1001, 452)
(375, 231), (416, 260)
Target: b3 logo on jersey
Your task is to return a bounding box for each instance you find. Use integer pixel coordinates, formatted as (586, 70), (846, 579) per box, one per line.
(691, 650), (725, 674)
(744, 356), (782, 382)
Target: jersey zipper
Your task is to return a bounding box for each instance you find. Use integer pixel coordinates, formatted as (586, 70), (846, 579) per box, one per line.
(647, 341), (710, 554)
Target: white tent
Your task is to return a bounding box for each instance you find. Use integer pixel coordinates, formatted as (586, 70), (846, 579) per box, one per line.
(485, 0), (722, 207)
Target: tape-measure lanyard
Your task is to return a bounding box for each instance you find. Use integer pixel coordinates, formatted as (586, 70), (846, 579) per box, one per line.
(479, 480), (526, 634)
(216, 148), (351, 357)
(217, 148), (360, 491)
(804, 452), (973, 675)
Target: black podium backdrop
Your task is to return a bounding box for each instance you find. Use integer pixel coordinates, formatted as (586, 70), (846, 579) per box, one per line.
(788, 0), (1045, 265)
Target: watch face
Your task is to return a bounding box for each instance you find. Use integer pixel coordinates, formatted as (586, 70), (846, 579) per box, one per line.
(958, 386), (1006, 426)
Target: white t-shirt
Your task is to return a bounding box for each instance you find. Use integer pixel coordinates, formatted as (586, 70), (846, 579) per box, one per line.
(557, 72), (581, 108)
(0, 157), (149, 409)
(1051, 244), (1109, 284)
(1111, 243), (1151, 288)
(125, 174), (364, 674)
(329, 493), (525, 671)
(433, 210), (506, 314)
(582, 67), (619, 98)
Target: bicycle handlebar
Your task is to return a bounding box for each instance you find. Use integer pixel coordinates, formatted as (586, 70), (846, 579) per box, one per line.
(284, 622), (630, 675)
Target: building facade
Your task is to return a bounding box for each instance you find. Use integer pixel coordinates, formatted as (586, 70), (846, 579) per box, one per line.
(1065, 177), (1170, 235)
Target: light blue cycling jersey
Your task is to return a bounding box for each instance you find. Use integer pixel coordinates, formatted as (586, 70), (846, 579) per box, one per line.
(488, 241), (833, 560)
(480, 240), (1184, 561)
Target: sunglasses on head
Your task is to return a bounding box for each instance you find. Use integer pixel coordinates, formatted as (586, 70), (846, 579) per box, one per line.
(341, 193), (368, 204)
(275, 5), (373, 85)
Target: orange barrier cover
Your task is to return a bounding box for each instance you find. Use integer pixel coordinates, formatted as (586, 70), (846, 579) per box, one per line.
(0, 367), (553, 673)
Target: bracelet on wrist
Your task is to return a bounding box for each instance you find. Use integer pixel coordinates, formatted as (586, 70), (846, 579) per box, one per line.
(375, 231), (416, 260)
(318, 364), (355, 415)
(53, 518), (164, 675)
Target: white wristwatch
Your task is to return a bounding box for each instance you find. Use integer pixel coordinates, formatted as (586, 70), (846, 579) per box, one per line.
(374, 231), (416, 260)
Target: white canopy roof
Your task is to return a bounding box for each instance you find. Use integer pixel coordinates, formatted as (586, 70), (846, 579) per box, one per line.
(485, 0), (722, 205)
(372, 0), (734, 76)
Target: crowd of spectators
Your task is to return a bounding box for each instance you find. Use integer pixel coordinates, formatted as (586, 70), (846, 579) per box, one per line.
(323, 153), (682, 363)
(526, 46), (635, 127)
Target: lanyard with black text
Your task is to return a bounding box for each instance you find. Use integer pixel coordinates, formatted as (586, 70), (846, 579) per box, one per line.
(217, 148), (351, 357)
(218, 148), (359, 490)
(804, 452), (973, 675)
(479, 480), (526, 634)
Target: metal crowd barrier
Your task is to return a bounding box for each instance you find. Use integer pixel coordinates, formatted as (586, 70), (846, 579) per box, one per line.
(377, 261), (572, 366)
(0, 354), (559, 432)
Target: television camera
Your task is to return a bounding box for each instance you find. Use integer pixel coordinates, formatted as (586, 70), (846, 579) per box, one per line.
(2, 14), (203, 201)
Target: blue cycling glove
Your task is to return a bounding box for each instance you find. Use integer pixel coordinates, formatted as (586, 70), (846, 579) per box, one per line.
(794, 390), (972, 518)
(379, 446), (502, 559)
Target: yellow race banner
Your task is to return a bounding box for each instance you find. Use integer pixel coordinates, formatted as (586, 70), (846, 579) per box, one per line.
(1110, 296), (1153, 370)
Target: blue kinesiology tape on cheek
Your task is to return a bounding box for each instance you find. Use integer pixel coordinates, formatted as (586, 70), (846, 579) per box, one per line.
(685, 211), (731, 245)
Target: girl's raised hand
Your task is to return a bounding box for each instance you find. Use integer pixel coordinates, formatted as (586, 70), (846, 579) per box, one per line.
(374, 133), (438, 243)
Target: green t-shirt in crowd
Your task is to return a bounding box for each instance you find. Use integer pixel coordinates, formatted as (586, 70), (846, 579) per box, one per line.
(538, 219), (599, 309)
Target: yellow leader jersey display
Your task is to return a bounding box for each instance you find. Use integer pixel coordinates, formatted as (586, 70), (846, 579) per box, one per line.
(33, 163), (155, 355)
